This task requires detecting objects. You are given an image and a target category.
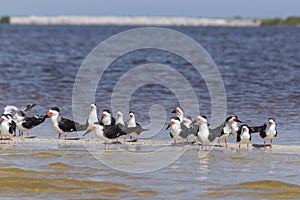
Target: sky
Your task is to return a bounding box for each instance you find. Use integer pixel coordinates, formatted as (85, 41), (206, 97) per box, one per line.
(0, 0), (299, 18)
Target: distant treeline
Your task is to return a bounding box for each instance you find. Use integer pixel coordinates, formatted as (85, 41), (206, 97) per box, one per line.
(261, 16), (300, 26)
(0, 16), (10, 23)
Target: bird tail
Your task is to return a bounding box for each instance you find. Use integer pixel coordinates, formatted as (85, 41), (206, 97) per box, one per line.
(76, 124), (88, 131)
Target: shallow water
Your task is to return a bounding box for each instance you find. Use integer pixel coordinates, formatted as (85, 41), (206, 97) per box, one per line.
(0, 25), (299, 199)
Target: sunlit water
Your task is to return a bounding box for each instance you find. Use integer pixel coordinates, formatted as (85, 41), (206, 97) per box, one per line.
(0, 25), (299, 199)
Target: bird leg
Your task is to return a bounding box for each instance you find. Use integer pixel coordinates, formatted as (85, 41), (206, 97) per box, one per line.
(218, 139), (220, 146)
(247, 143), (249, 151)
(136, 136), (139, 142)
(130, 136), (132, 142)
(264, 140), (266, 151)
(58, 133), (61, 139)
(64, 134), (67, 140)
(173, 139), (176, 146)
(225, 139), (228, 148)
(124, 137), (126, 146)
(270, 140), (273, 148)
(116, 138), (118, 148)
(238, 144), (240, 151)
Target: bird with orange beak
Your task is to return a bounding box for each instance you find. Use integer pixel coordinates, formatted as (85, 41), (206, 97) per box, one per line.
(259, 118), (277, 150)
(47, 107), (86, 139)
(236, 124), (252, 151)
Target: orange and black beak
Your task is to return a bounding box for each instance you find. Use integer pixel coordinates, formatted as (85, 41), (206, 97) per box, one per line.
(166, 121), (175, 130)
(47, 112), (53, 117)
(102, 113), (106, 118)
(82, 126), (95, 137)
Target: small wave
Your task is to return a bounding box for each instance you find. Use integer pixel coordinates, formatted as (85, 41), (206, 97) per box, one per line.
(46, 162), (72, 169)
(203, 180), (300, 199)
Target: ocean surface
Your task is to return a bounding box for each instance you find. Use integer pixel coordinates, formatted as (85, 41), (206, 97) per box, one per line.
(0, 24), (299, 199)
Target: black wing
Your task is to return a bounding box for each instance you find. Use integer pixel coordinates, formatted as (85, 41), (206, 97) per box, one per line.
(249, 125), (263, 133)
(103, 125), (126, 139)
(208, 123), (224, 142)
(22, 115), (46, 129)
(236, 127), (242, 143)
(111, 117), (116, 125)
(179, 123), (189, 139)
(9, 121), (16, 135)
(259, 123), (268, 139)
(58, 117), (81, 132)
(19, 104), (36, 113)
(189, 123), (199, 136)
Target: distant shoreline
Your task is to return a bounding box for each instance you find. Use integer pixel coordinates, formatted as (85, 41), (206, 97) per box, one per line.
(0, 16), (299, 26)
(1, 16), (260, 26)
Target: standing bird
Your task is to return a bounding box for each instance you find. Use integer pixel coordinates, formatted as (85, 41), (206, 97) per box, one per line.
(83, 122), (127, 149)
(47, 107), (86, 139)
(0, 115), (14, 143)
(16, 115), (47, 137)
(259, 118), (277, 150)
(101, 109), (115, 126)
(3, 104), (36, 136)
(126, 111), (148, 142)
(115, 110), (127, 144)
(166, 117), (189, 146)
(236, 124), (252, 151)
(85, 104), (99, 140)
(192, 115), (214, 150)
(172, 107), (193, 125)
(217, 115), (242, 148)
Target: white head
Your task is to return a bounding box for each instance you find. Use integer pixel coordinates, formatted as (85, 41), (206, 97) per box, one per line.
(117, 110), (123, 118)
(129, 111), (135, 119)
(116, 110), (125, 125)
(173, 107), (184, 120)
(268, 118), (276, 126)
(241, 125), (250, 134)
(194, 115), (208, 125)
(90, 104), (97, 111)
(101, 109), (112, 125)
(47, 107), (60, 118)
(1, 115), (8, 123)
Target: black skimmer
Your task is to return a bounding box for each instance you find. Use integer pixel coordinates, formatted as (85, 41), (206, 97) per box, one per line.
(16, 115), (47, 137)
(4, 114), (16, 136)
(191, 115), (213, 150)
(126, 111), (148, 142)
(236, 124), (252, 151)
(166, 117), (189, 146)
(115, 110), (127, 144)
(0, 114), (14, 143)
(101, 109), (115, 126)
(3, 104), (36, 136)
(47, 107), (86, 139)
(172, 107), (193, 125)
(217, 115), (242, 148)
(183, 116), (198, 144)
(258, 118), (277, 150)
(85, 104), (99, 140)
(83, 121), (127, 149)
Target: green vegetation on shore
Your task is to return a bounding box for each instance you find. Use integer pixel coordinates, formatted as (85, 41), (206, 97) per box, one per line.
(261, 16), (300, 26)
(0, 16), (10, 23)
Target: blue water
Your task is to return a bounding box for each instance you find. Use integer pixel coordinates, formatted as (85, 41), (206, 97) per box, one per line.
(0, 25), (299, 145)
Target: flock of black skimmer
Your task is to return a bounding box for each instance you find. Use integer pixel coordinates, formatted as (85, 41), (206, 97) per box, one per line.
(0, 104), (277, 151)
